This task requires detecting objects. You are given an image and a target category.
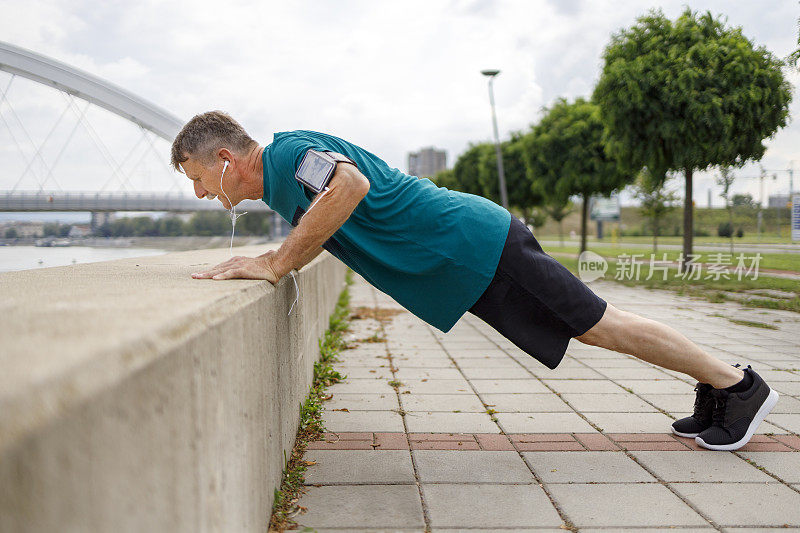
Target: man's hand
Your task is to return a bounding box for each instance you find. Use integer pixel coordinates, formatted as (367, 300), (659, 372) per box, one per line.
(191, 251), (281, 283)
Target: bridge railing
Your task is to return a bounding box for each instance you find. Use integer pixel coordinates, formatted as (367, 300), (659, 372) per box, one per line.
(0, 190), (270, 212)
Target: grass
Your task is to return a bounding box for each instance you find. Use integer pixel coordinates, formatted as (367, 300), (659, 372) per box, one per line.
(556, 255), (800, 314)
(543, 244), (800, 273)
(268, 269), (353, 533)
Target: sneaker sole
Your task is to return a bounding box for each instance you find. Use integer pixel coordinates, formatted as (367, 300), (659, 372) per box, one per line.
(695, 389), (780, 451)
(671, 427), (702, 438)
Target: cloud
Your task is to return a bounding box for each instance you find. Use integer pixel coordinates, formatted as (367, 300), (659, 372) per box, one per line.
(0, 0), (798, 205)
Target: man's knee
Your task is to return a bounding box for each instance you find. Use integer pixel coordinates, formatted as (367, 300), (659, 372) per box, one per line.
(574, 303), (629, 348)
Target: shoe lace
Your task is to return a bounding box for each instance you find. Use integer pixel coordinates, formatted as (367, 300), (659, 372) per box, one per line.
(692, 383), (713, 419)
(709, 389), (730, 427)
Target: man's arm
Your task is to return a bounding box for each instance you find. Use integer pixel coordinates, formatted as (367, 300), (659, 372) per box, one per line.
(193, 163), (368, 281)
(269, 163), (369, 277)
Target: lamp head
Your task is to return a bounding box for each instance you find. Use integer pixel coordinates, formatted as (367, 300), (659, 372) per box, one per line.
(481, 69), (501, 77)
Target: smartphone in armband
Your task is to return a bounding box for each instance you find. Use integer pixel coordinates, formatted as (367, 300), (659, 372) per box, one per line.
(295, 149), (357, 194)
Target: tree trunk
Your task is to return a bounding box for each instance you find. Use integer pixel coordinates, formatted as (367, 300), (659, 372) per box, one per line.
(728, 206), (734, 254)
(580, 194), (588, 254)
(653, 215), (659, 253)
(682, 168), (693, 272)
(558, 220), (564, 248)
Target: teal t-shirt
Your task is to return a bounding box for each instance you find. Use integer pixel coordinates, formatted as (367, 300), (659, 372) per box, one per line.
(261, 130), (511, 332)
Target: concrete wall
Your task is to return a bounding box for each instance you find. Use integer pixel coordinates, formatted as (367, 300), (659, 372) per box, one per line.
(0, 246), (347, 532)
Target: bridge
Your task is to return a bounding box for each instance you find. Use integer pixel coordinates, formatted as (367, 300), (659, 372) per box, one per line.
(0, 40), (276, 219)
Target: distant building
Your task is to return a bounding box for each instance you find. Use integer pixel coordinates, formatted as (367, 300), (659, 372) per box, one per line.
(408, 147), (447, 178)
(768, 194), (791, 209)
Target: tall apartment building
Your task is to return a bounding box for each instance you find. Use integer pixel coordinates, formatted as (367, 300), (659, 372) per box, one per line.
(407, 147), (447, 178)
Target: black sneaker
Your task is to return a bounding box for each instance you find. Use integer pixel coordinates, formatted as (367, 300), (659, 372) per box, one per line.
(671, 382), (715, 438)
(695, 365), (779, 451)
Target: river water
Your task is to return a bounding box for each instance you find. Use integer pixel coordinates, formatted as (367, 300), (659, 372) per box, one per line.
(0, 246), (167, 273)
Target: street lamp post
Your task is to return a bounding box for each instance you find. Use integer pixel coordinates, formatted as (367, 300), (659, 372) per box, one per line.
(481, 69), (509, 210)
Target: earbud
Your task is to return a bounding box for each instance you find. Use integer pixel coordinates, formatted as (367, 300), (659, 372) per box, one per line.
(223, 160), (229, 172)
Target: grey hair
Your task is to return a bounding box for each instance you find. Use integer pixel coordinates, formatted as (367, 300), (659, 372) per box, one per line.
(170, 110), (257, 171)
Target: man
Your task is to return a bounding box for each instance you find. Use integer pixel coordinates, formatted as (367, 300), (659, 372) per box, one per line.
(172, 111), (779, 452)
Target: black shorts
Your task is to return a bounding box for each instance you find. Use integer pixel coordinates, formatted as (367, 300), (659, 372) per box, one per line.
(468, 217), (607, 370)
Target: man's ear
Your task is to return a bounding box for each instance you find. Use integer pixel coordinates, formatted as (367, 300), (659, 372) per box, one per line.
(218, 148), (234, 167)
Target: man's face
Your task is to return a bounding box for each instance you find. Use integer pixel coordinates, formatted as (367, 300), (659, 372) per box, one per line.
(181, 156), (233, 210)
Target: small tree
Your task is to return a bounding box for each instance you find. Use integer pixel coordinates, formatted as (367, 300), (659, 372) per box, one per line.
(478, 134), (544, 223)
(524, 97), (631, 253)
(715, 166), (736, 253)
(544, 198), (573, 247)
(635, 168), (676, 252)
(594, 8), (792, 269)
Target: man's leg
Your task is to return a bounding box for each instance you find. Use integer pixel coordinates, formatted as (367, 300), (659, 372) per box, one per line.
(574, 303), (744, 389)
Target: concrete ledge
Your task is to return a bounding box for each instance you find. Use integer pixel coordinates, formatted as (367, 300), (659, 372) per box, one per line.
(0, 246), (347, 532)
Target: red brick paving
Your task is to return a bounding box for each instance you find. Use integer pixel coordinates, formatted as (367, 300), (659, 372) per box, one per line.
(574, 433), (621, 451)
(310, 432), (799, 451)
(771, 434), (800, 450)
(373, 432), (409, 449)
(475, 433), (515, 451)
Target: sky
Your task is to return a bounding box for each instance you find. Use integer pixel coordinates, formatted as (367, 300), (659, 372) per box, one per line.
(1, 0), (799, 214)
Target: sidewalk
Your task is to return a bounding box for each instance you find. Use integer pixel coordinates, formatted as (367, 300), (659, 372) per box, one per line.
(295, 275), (800, 532)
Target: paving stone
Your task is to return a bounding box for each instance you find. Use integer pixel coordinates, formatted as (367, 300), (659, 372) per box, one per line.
(295, 485), (425, 529)
(474, 433), (515, 450)
(763, 413), (800, 433)
(630, 451), (775, 482)
(398, 379), (473, 394)
(471, 379), (550, 394)
(579, 357), (651, 368)
(669, 482), (800, 526)
(595, 367), (677, 380)
(616, 379), (696, 394)
(541, 379), (628, 394)
(303, 450), (415, 484)
(560, 392), (660, 412)
(322, 410), (405, 432)
(413, 450), (534, 482)
(327, 378), (396, 394)
(374, 432), (410, 450)
(547, 483), (708, 527)
(400, 393), (486, 412)
(325, 393), (399, 411)
(460, 366), (532, 379)
(495, 412), (597, 433)
(573, 433), (621, 451)
(455, 357), (521, 368)
(640, 393), (696, 412)
(771, 381), (800, 395)
(391, 367), (463, 380)
(737, 451), (800, 483)
(333, 366), (392, 378)
(523, 451), (656, 483)
(581, 529), (714, 533)
(529, 367), (606, 380)
(480, 393), (574, 413)
(404, 412), (499, 433)
(421, 484), (563, 528)
(582, 412), (676, 433)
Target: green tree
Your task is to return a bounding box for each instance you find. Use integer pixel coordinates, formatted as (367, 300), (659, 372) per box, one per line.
(451, 142), (492, 196)
(594, 8), (792, 269)
(635, 168), (677, 252)
(732, 193), (756, 208)
(543, 198), (573, 247)
(158, 216), (185, 237)
(523, 97), (631, 253)
(43, 222), (59, 237)
(478, 134), (544, 222)
(188, 211), (229, 236)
